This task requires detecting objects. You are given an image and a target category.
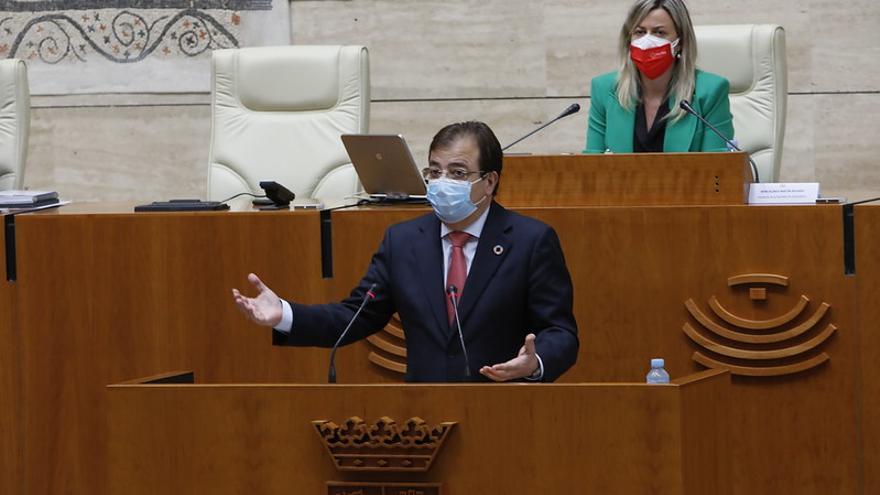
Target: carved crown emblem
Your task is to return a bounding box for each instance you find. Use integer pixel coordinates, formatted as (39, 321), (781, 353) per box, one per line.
(312, 416), (456, 472)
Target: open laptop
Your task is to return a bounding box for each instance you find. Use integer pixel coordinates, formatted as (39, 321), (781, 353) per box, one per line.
(341, 134), (427, 200)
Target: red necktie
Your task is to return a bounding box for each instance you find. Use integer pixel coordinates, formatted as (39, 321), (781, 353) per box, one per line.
(446, 231), (471, 324)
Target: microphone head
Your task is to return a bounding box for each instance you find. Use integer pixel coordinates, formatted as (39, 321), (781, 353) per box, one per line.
(558, 103), (581, 119)
(446, 284), (458, 295)
(679, 100), (694, 113)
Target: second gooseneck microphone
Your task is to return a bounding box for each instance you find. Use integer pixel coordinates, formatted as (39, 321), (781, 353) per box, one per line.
(328, 283), (377, 383)
(502, 103), (581, 152)
(446, 285), (471, 378)
(679, 100), (760, 183)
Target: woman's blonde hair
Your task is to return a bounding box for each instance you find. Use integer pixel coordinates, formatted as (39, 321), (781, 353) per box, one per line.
(615, 0), (697, 121)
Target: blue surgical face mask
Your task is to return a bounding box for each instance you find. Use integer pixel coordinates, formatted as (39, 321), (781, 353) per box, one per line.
(426, 176), (486, 224)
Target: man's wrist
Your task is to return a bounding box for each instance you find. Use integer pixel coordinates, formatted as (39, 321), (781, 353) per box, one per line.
(274, 299), (293, 333)
(526, 353), (544, 381)
(273, 298), (283, 327)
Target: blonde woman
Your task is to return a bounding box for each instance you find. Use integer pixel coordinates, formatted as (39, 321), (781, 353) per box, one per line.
(584, 0), (733, 153)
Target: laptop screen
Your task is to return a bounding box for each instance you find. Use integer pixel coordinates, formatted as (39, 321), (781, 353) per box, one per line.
(341, 134), (427, 198)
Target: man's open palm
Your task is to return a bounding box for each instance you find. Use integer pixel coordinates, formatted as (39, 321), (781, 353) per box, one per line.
(232, 273), (282, 328)
(479, 333), (539, 382)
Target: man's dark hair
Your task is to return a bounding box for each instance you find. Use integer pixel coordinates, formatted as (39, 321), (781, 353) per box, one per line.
(429, 121), (503, 195)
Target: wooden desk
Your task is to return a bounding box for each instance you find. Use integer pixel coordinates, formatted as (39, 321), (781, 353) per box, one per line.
(499, 152), (751, 206)
(856, 203), (880, 494)
(106, 369), (731, 494)
(0, 201), (876, 494)
(0, 215), (21, 495)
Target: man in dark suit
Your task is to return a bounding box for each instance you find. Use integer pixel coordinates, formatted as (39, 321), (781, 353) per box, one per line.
(233, 121), (579, 382)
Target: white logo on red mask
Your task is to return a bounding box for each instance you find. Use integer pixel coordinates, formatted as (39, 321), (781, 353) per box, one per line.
(630, 34), (679, 79)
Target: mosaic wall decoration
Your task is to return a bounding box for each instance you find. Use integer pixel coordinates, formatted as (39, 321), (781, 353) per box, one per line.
(0, 0), (289, 93)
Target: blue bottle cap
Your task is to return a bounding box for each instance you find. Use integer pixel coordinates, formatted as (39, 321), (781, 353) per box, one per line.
(651, 358), (665, 368)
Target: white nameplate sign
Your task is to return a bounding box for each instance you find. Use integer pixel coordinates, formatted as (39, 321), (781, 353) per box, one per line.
(748, 183), (820, 205)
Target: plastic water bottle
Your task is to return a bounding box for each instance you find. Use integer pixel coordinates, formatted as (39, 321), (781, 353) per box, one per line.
(646, 358), (670, 384)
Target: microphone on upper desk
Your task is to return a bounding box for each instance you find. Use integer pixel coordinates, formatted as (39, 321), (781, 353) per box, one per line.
(678, 100), (760, 183)
(446, 285), (471, 378)
(502, 103), (581, 152)
(328, 283), (378, 383)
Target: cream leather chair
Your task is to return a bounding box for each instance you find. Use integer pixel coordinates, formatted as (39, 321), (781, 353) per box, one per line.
(0, 59), (30, 190)
(208, 45), (369, 202)
(695, 25), (787, 182)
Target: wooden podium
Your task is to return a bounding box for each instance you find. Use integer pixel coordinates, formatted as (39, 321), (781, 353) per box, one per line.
(107, 369), (731, 495)
(498, 152), (751, 206)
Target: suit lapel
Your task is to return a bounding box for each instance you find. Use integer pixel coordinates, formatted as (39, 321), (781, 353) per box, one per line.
(607, 90), (635, 152)
(413, 215), (450, 346)
(456, 202), (511, 328)
(664, 97), (698, 152)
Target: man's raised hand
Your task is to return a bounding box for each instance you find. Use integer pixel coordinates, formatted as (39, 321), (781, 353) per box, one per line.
(231, 273), (283, 328)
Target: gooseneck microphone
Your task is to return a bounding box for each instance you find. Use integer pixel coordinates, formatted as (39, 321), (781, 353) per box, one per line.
(679, 100), (760, 183)
(502, 103), (581, 151)
(328, 283), (377, 383)
(446, 285), (471, 378)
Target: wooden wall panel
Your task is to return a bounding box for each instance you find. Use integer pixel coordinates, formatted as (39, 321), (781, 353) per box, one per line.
(541, 205), (858, 493)
(857, 204), (880, 494)
(13, 211), (330, 493)
(0, 216), (22, 495)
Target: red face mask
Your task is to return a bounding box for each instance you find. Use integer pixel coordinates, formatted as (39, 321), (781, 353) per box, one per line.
(629, 35), (679, 79)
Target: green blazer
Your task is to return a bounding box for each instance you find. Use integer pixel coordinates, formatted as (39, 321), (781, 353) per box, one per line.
(584, 70), (734, 153)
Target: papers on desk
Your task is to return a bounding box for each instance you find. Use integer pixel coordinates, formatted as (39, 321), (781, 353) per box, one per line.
(0, 190), (60, 208)
(0, 200), (70, 214)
